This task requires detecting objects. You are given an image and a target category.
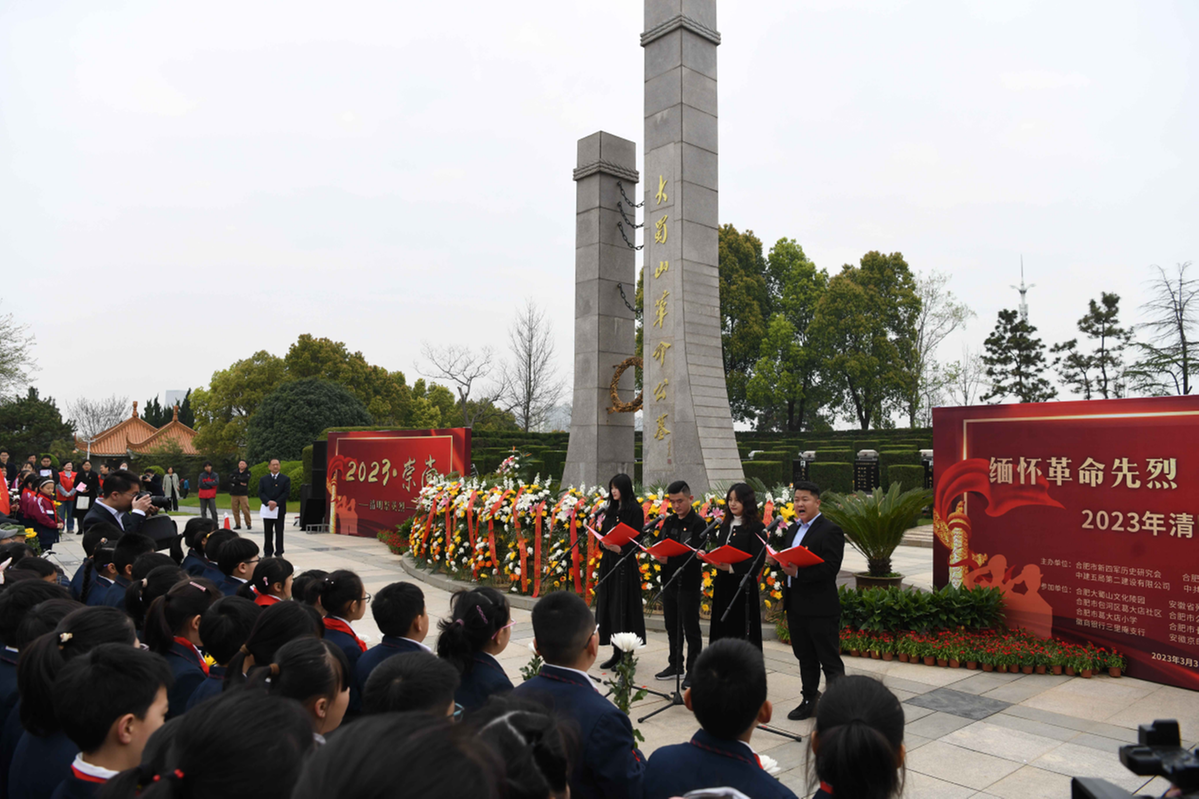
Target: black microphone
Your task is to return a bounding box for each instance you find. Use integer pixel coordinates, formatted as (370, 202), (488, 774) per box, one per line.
(643, 517), (663, 534)
(698, 518), (720, 542)
(765, 516), (786, 535)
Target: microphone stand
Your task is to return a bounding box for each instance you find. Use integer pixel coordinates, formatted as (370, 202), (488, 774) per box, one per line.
(637, 522), (713, 724)
(718, 524), (805, 744)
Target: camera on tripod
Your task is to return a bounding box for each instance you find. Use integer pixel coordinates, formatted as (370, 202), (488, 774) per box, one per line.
(1072, 720), (1199, 798)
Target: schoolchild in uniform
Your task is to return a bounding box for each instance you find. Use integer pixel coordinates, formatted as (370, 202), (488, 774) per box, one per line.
(644, 638), (797, 799)
(187, 597), (260, 711)
(362, 652), (459, 717)
(27, 477), (63, 553)
(354, 582), (428, 699)
(9, 607), (138, 799)
(0, 581), (71, 721)
(216, 537), (259, 597)
(100, 535), (155, 609)
(249, 638), (350, 744)
(237, 557), (293, 606)
(179, 518), (218, 578)
(291, 569), (329, 614)
(512, 591), (645, 799)
(223, 601), (324, 690)
(49, 644), (171, 799)
(81, 541), (118, 607)
(142, 579), (222, 719)
(197, 529), (237, 587)
(71, 525), (122, 602)
(471, 696), (572, 799)
(319, 570), (369, 712)
(436, 586), (514, 712)
(807, 676), (907, 799)
(120, 555), (178, 630)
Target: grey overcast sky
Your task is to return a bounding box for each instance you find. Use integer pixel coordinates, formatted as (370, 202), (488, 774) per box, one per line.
(2, 1), (1196, 422)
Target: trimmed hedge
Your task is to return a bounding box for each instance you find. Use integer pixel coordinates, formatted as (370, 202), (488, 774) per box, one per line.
(814, 449), (855, 464)
(807, 462), (854, 494)
(743, 460), (787, 487)
(885, 465), (926, 492)
(839, 584), (1004, 633)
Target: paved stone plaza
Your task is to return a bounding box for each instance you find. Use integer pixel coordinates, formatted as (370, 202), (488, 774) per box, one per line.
(47, 513), (1197, 798)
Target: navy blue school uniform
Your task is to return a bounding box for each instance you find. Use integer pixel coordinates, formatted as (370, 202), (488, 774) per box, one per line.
(101, 576), (131, 609)
(0, 650), (17, 724)
(0, 699), (22, 799)
(83, 575), (114, 607)
(8, 730), (77, 799)
(49, 772), (105, 799)
(455, 652), (514, 713)
(68, 563), (87, 601)
(164, 639), (208, 719)
(181, 550), (208, 577)
(643, 729), (798, 799)
(219, 576), (247, 597)
(186, 665), (227, 711)
(324, 619), (366, 713)
(353, 635), (424, 698)
(512, 664), (644, 799)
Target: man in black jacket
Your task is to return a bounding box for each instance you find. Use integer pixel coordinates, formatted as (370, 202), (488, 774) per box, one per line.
(258, 458), (290, 558)
(229, 460), (253, 531)
(771, 480), (845, 721)
(81, 470), (155, 534)
(653, 479), (709, 686)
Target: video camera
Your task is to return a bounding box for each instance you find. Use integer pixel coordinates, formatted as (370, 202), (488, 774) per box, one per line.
(1073, 720), (1199, 799)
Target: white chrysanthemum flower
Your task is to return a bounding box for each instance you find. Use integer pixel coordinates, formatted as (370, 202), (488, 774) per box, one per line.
(610, 632), (645, 653)
(758, 754), (781, 776)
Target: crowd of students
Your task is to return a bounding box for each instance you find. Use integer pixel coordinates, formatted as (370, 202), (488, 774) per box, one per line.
(0, 469), (909, 799)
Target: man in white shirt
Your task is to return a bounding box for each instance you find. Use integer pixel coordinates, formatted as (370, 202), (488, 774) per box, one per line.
(81, 470), (154, 534)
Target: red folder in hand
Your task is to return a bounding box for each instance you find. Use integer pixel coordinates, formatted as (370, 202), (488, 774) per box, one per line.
(762, 538), (825, 568)
(588, 522), (641, 547)
(642, 537), (694, 558)
(699, 545), (752, 566)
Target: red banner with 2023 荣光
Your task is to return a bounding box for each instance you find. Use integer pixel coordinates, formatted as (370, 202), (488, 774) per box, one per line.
(934, 396), (1199, 690)
(325, 429), (470, 539)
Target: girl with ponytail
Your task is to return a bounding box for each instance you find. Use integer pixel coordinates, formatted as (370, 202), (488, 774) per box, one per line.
(143, 578), (221, 719)
(222, 601), (323, 689)
(247, 638), (350, 743)
(237, 557), (293, 606)
(100, 688), (313, 799)
(124, 564), (187, 633)
(808, 675), (906, 799)
(436, 587), (514, 712)
(318, 570), (367, 666)
(82, 539), (119, 606)
(9, 606), (136, 799)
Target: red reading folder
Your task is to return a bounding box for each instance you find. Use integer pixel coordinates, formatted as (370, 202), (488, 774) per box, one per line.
(699, 545), (753, 566)
(761, 537), (825, 568)
(587, 522), (641, 547)
(642, 538), (694, 558)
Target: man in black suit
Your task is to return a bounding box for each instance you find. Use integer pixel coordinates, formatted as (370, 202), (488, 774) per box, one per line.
(258, 458), (291, 557)
(769, 480), (845, 721)
(81, 469), (155, 534)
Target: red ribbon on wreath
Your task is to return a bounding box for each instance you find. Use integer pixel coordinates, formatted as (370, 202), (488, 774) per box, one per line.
(513, 487), (527, 593)
(585, 510), (603, 603)
(487, 493), (505, 577)
(421, 499), (438, 548)
(465, 491), (478, 548)
(533, 500), (546, 597)
(569, 498), (586, 594)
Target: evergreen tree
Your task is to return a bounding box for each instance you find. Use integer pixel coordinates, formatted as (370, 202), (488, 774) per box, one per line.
(982, 309), (1056, 404)
(178, 389), (195, 427)
(1051, 293), (1132, 400)
(0, 387), (75, 457)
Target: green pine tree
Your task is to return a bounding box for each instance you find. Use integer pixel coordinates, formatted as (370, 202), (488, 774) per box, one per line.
(982, 310), (1056, 404)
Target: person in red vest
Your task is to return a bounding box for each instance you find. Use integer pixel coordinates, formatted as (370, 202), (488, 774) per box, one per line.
(57, 461), (78, 536)
(197, 463), (220, 522)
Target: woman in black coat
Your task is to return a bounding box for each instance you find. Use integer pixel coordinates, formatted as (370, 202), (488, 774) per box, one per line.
(708, 482), (765, 650)
(594, 473), (646, 669)
(71, 461), (99, 532)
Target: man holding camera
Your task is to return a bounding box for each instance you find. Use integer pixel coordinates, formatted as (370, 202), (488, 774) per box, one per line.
(81, 469), (159, 534)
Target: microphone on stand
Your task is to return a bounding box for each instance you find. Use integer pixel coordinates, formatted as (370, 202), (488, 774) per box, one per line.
(643, 517), (664, 534)
(764, 516), (786, 535)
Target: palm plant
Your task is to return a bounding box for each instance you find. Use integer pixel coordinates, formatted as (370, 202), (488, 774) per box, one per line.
(821, 483), (933, 577)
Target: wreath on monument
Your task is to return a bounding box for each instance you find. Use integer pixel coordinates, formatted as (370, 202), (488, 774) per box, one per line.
(607, 357), (643, 414)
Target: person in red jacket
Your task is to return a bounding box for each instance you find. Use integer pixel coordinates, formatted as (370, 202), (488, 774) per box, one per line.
(56, 462), (78, 536)
(197, 463), (220, 522)
(27, 477), (63, 552)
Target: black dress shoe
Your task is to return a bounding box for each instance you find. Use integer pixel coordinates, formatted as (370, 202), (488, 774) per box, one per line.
(599, 650), (622, 670)
(787, 691), (821, 721)
(682, 673), (692, 690)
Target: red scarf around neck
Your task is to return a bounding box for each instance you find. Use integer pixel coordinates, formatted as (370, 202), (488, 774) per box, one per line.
(323, 618), (366, 652)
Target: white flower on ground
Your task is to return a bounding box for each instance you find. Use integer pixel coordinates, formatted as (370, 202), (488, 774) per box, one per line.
(528, 641), (539, 656)
(758, 754), (781, 776)
(610, 632), (645, 653)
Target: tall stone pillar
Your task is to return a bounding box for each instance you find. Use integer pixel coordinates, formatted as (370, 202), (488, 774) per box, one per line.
(641, 0), (742, 495)
(562, 132), (639, 489)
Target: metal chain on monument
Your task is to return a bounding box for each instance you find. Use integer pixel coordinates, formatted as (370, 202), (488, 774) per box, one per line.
(616, 180), (644, 209)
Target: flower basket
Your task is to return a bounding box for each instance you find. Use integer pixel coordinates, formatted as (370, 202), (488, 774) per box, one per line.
(850, 649), (860, 657)
(997, 664), (1007, 673)
(948, 658), (960, 668)
(982, 663), (993, 672)
(898, 653), (909, 663)
(923, 656), (935, 666)
(966, 660), (977, 670)
(1108, 667), (1121, 678)
(1035, 665), (1046, 674)
(1022, 665), (1034, 674)
(882, 651), (894, 662)
(1065, 666), (1075, 676)
(1052, 665), (1062, 675)
(1080, 669), (1093, 679)
(871, 651), (881, 659)
(936, 657), (948, 667)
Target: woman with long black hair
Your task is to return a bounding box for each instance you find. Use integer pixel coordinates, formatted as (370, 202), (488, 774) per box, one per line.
(708, 482), (766, 649)
(594, 473), (646, 670)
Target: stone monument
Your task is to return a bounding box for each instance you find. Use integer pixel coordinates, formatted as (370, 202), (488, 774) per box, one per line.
(640, 0), (742, 493)
(561, 133), (639, 488)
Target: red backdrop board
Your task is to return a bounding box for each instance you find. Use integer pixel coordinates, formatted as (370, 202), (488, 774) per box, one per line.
(933, 397), (1199, 690)
(325, 429), (470, 538)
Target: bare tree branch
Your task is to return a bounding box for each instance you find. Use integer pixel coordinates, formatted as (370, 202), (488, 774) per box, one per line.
(0, 302), (37, 400)
(67, 395), (130, 440)
(502, 300), (564, 432)
(417, 342), (501, 427)
(1127, 262), (1197, 395)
